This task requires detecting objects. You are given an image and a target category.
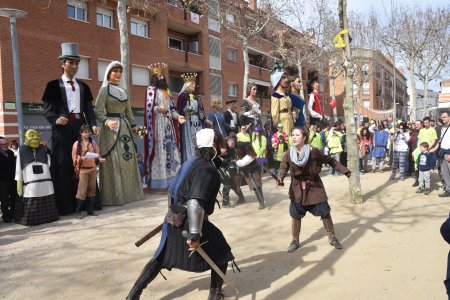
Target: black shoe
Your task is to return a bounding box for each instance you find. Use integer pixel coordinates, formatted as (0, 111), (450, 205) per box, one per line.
(258, 203), (265, 210)
(76, 209), (84, 219)
(87, 197), (99, 216)
(222, 202), (234, 208)
(416, 188), (424, 194)
(287, 240), (300, 252)
(329, 237), (343, 249)
(424, 189), (431, 195)
(439, 191), (450, 197)
(412, 181), (419, 187)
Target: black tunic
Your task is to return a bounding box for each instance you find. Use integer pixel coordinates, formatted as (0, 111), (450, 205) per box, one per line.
(160, 158), (234, 272)
(42, 78), (97, 215)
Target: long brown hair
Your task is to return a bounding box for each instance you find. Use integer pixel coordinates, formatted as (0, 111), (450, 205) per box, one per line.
(235, 141), (257, 158)
(246, 82), (257, 97)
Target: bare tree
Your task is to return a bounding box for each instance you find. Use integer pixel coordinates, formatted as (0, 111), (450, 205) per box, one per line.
(271, 0), (337, 99)
(207, 0), (284, 97)
(415, 8), (450, 113)
(382, 5), (439, 121)
(338, 0), (363, 204)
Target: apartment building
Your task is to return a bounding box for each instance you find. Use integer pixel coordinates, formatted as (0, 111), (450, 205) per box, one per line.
(333, 48), (408, 122)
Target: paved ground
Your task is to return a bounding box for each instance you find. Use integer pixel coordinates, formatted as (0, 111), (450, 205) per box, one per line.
(1, 170), (449, 299)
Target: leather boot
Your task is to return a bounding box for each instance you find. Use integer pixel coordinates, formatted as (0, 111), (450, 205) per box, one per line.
(287, 218), (301, 252)
(207, 264), (237, 300)
(236, 190), (246, 205)
(322, 214), (342, 249)
(126, 259), (162, 300)
(255, 187), (265, 210)
(75, 199), (84, 219)
(87, 197), (98, 216)
(222, 186), (233, 208)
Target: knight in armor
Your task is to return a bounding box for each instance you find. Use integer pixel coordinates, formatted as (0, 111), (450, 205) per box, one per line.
(234, 142), (265, 210)
(277, 127), (351, 253)
(126, 129), (237, 300)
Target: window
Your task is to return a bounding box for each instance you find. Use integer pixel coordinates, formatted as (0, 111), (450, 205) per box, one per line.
(77, 57), (90, 80)
(226, 13), (235, 24)
(210, 74), (222, 103)
(98, 60), (111, 81)
(169, 76), (184, 93)
(363, 82), (370, 95)
(168, 37), (184, 50)
(132, 65), (150, 86)
(188, 41), (199, 54)
(208, 35), (221, 70)
(131, 17), (148, 38)
(363, 99), (370, 108)
(97, 7), (113, 29)
(228, 83), (237, 97)
(67, 0), (87, 21)
(227, 48), (237, 62)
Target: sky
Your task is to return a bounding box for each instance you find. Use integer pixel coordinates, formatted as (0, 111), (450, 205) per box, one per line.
(346, 0), (449, 92)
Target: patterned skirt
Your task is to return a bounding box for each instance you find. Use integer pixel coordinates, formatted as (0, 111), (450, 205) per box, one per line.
(18, 194), (59, 226)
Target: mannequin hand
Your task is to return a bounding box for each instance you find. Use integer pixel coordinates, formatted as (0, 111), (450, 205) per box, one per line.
(56, 116), (68, 125)
(187, 239), (200, 251)
(157, 105), (167, 114)
(99, 157), (106, 163)
(17, 180), (23, 197)
(92, 126), (99, 135)
(106, 120), (119, 130)
(345, 171), (352, 178)
(178, 115), (185, 124)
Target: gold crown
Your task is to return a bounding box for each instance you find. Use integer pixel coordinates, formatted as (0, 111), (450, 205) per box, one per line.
(181, 73), (197, 83)
(148, 63), (168, 74)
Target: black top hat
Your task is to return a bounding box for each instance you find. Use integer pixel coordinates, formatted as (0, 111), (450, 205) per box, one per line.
(226, 99), (237, 105)
(58, 43), (80, 61)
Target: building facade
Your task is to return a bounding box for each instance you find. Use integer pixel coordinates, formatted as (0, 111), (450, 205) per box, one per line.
(333, 48), (408, 122)
(0, 0), (327, 144)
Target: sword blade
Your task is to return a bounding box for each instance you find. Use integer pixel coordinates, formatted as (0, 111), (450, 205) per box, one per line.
(193, 245), (239, 293)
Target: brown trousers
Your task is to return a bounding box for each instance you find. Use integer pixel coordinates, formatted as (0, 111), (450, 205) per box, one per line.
(76, 170), (97, 200)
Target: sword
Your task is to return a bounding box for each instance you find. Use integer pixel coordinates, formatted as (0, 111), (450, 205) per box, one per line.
(182, 232), (239, 294)
(259, 164), (284, 186)
(245, 172), (265, 205)
(135, 223), (163, 247)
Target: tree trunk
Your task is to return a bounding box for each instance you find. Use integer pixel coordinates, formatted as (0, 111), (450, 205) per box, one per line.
(339, 0), (363, 204)
(408, 60), (417, 122)
(297, 60), (305, 99)
(330, 77), (337, 122)
(242, 37), (249, 99)
(117, 0), (129, 92)
(423, 74), (429, 118)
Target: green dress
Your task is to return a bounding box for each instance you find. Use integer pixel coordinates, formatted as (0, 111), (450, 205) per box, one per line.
(95, 84), (144, 205)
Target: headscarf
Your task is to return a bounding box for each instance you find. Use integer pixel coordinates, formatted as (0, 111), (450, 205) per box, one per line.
(102, 61), (124, 88)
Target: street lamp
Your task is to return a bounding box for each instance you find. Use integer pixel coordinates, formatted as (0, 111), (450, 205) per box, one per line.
(0, 8), (27, 144)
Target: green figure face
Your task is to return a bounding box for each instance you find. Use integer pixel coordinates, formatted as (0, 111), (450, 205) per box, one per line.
(24, 129), (41, 149)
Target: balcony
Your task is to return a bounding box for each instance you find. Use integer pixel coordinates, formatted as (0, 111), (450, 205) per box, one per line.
(167, 2), (203, 35)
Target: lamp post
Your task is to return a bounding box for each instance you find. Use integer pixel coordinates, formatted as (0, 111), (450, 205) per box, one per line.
(0, 8), (27, 144)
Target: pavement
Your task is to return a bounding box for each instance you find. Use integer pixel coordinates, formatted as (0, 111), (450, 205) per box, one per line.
(1, 170), (449, 299)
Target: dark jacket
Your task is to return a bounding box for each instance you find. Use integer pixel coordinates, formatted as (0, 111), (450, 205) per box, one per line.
(42, 78), (96, 129)
(417, 152), (436, 171)
(278, 147), (349, 206)
(0, 149), (16, 182)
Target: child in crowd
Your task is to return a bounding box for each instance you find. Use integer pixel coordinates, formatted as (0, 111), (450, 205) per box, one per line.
(416, 142), (436, 195)
(327, 128), (343, 176)
(273, 134), (289, 173)
(234, 142), (265, 209)
(72, 125), (105, 219)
